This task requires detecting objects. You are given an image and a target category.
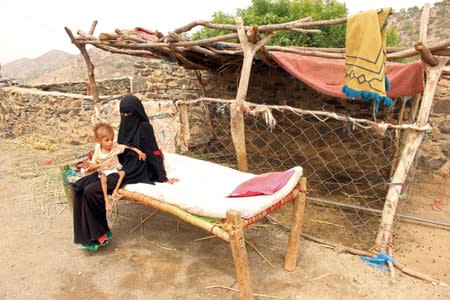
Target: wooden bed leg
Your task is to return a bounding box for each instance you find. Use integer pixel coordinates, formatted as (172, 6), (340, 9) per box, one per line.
(227, 210), (254, 300)
(284, 176), (307, 271)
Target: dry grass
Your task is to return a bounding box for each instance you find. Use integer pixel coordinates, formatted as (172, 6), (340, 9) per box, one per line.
(12, 133), (59, 151)
(31, 172), (67, 219)
(2, 134), (93, 219)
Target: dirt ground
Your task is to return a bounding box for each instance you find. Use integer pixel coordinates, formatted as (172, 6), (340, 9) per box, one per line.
(0, 137), (449, 299)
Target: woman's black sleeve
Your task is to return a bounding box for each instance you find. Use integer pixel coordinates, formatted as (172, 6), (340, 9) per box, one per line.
(140, 123), (168, 182)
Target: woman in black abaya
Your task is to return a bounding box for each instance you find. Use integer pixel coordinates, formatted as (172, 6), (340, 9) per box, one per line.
(72, 94), (167, 250)
(72, 172), (117, 250)
(117, 94), (167, 184)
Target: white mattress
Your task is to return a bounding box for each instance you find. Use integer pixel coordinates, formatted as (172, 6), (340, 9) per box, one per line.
(124, 153), (303, 219)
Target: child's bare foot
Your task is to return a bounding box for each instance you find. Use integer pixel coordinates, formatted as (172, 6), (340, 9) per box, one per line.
(167, 178), (179, 184)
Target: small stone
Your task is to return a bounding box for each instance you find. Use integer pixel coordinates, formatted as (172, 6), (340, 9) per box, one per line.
(19, 172), (38, 179)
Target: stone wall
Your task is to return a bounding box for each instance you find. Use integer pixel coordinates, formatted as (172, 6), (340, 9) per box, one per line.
(0, 58), (449, 174)
(21, 77), (132, 96)
(0, 88), (96, 143)
(134, 59), (401, 118)
(423, 78), (450, 175)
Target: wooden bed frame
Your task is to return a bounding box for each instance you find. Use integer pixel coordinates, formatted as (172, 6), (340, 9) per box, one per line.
(118, 176), (307, 299)
(62, 161), (307, 299)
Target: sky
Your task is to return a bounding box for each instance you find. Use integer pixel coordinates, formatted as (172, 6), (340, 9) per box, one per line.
(0, 0), (440, 64)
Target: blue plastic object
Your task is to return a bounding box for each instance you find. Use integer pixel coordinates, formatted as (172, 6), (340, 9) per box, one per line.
(360, 252), (395, 272)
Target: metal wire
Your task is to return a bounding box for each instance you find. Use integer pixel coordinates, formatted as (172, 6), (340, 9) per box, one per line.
(169, 99), (426, 250)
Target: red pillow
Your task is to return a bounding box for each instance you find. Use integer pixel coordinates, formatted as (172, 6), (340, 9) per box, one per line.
(227, 169), (295, 197)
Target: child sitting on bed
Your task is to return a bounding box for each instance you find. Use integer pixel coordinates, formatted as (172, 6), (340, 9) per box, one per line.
(84, 122), (146, 211)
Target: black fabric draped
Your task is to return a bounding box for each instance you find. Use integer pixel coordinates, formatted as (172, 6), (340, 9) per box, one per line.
(72, 173), (118, 244)
(71, 94), (167, 246)
(118, 94), (167, 184)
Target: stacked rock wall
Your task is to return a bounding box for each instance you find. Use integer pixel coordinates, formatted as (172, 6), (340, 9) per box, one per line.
(0, 58), (448, 174)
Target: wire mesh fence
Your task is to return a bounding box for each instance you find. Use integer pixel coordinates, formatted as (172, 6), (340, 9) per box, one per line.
(171, 99), (411, 250)
(2, 90), (444, 251)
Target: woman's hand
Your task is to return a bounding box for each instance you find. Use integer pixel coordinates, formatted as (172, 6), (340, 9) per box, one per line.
(127, 146), (147, 161)
(137, 150), (146, 161)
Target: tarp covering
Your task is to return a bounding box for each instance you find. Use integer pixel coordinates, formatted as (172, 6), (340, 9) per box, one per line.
(270, 51), (424, 100)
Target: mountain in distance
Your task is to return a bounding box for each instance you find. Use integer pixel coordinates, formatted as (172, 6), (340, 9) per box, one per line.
(2, 50), (74, 83)
(390, 0), (449, 48)
(2, 47), (142, 84)
(2, 0), (449, 85)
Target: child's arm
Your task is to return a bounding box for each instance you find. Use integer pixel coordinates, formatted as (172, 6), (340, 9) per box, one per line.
(85, 162), (101, 174)
(125, 146), (147, 160)
(84, 150), (102, 174)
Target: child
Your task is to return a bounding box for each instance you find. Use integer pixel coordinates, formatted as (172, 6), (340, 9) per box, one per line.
(85, 122), (146, 211)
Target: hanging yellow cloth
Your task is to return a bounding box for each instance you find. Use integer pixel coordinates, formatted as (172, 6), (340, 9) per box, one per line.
(342, 8), (393, 109)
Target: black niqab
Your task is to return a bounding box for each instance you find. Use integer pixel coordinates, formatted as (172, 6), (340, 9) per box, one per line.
(117, 94), (167, 184)
(118, 94), (148, 146)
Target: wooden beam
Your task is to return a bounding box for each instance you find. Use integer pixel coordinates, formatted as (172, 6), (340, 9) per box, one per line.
(409, 93), (422, 123)
(415, 41), (440, 66)
(88, 20), (97, 36)
(433, 47), (450, 56)
(390, 98), (407, 177)
(389, 38), (450, 60)
(230, 20), (272, 171)
(167, 32), (221, 59)
(419, 3), (430, 42)
(284, 177), (307, 271)
(172, 16), (313, 35)
(177, 103), (191, 151)
(64, 27), (100, 104)
(415, 3), (439, 66)
(375, 57), (449, 252)
(231, 17), (253, 172)
(227, 210), (253, 300)
(290, 28), (321, 34)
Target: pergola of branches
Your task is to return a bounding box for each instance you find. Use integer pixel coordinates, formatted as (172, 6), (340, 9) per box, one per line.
(65, 3), (449, 254)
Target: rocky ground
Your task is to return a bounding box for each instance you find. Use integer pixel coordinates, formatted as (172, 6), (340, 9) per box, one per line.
(0, 137), (448, 299)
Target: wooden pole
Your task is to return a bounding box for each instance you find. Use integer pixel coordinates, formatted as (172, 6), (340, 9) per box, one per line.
(390, 98), (407, 177)
(177, 103), (191, 151)
(64, 24), (100, 104)
(415, 3), (439, 66)
(284, 177), (307, 271)
(230, 17), (252, 172)
(231, 17), (274, 172)
(409, 93), (422, 123)
(375, 3), (449, 252)
(226, 210), (253, 300)
(375, 58), (449, 251)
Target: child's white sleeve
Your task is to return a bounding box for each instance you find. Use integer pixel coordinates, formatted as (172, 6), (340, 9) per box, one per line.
(115, 143), (127, 154)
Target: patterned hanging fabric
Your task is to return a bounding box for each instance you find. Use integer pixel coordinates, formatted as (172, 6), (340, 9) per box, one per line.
(342, 8), (393, 111)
